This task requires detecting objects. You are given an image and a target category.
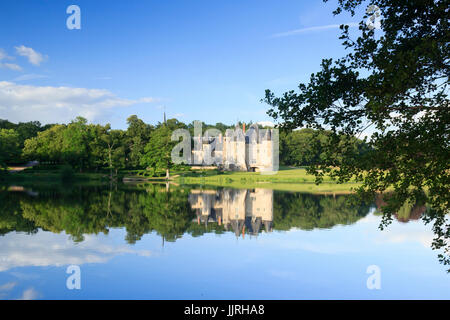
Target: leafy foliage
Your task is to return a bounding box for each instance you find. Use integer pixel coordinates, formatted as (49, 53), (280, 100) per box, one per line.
(279, 128), (369, 166)
(125, 115), (153, 168)
(0, 129), (21, 168)
(264, 0), (449, 267)
(140, 119), (187, 177)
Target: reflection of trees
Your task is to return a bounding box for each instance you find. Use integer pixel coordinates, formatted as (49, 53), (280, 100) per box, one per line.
(273, 192), (371, 230)
(0, 185), (195, 244)
(375, 193), (449, 271)
(124, 185), (194, 243)
(187, 222), (226, 238)
(375, 194), (426, 223)
(0, 186), (374, 244)
(0, 189), (37, 236)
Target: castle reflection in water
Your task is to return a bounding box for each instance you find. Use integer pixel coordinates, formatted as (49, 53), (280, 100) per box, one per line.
(189, 188), (273, 237)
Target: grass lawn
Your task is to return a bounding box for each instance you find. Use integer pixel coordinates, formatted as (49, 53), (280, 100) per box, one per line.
(1, 165), (113, 183)
(177, 166), (361, 194)
(1, 165), (361, 194)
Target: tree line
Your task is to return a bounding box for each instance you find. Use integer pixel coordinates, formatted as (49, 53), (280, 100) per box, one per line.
(0, 116), (369, 174)
(279, 128), (370, 167)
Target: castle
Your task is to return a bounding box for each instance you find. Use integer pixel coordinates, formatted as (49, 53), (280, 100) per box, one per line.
(191, 123), (276, 172)
(189, 188), (274, 237)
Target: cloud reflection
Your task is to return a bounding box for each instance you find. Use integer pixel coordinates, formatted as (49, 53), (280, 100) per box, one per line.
(0, 230), (152, 272)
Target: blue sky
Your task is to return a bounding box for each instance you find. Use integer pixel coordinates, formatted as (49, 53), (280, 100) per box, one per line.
(0, 0), (366, 129)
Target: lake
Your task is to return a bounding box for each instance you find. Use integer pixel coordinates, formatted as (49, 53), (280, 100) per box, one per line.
(0, 183), (448, 299)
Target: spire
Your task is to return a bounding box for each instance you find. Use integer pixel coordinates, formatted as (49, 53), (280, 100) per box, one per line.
(163, 106), (167, 125)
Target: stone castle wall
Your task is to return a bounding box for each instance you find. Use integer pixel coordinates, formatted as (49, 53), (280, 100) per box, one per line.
(191, 124), (274, 172)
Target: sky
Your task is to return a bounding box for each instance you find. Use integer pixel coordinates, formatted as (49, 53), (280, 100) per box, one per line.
(0, 0), (367, 129)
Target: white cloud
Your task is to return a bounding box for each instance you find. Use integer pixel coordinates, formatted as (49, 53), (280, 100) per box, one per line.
(0, 48), (14, 61)
(375, 227), (435, 248)
(17, 288), (39, 300)
(0, 81), (158, 124)
(0, 49), (7, 60)
(0, 63), (22, 71)
(138, 97), (159, 103)
(13, 74), (49, 82)
(0, 49), (21, 71)
(15, 45), (46, 66)
(256, 121), (275, 128)
(271, 22), (359, 38)
(0, 282), (17, 291)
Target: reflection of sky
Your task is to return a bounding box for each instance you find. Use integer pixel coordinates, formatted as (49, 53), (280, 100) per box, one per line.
(0, 210), (448, 300)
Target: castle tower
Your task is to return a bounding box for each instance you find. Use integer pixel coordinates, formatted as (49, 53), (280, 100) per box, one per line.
(223, 125), (247, 171)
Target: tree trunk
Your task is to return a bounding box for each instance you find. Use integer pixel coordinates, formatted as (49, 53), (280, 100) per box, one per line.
(108, 144), (113, 179)
(109, 148), (113, 179)
(166, 168), (170, 180)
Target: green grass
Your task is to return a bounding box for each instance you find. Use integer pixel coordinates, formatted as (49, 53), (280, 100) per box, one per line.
(1, 166), (113, 183)
(2, 165), (361, 194)
(177, 166), (361, 194)
(1, 171), (106, 180)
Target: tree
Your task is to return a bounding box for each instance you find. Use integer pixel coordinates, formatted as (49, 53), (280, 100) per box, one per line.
(15, 121), (44, 146)
(23, 124), (66, 164)
(264, 1), (449, 267)
(280, 129), (327, 166)
(85, 123), (108, 171)
(140, 125), (174, 179)
(102, 128), (126, 177)
(126, 115), (153, 168)
(61, 117), (90, 170)
(140, 118), (188, 179)
(0, 119), (53, 162)
(0, 129), (21, 168)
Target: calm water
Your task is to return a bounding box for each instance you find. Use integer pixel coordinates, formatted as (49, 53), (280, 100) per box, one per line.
(0, 183), (448, 300)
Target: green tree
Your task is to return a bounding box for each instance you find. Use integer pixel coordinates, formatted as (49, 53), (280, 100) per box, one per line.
(23, 124), (66, 164)
(15, 121), (44, 146)
(0, 129), (21, 168)
(102, 128), (126, 177)
(141, 118), (187, 179)
(280, 129), (326, 166)
(264, 0), (449, 266)
(126, 115), (153, 168)
(86, 123), (110, 171)
(61, 117), (90, 170)
(0, 119), (50, 145)
(140, 125), (174, 179)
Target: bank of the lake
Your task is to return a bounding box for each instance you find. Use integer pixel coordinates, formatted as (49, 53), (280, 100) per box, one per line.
(1, 166), (360, 193)
(177, 167), (361, 193)
(0, 166), (114, 185)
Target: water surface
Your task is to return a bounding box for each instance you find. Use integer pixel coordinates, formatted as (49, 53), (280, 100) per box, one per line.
(0, 184), (448, 299)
